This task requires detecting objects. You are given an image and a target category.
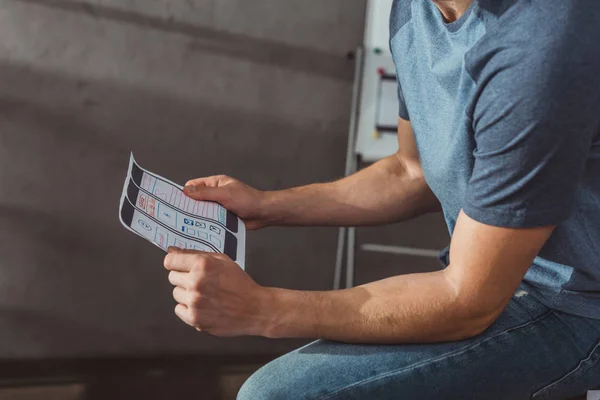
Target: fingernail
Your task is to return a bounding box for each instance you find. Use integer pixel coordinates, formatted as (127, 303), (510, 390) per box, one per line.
(184, 185), (196, 193)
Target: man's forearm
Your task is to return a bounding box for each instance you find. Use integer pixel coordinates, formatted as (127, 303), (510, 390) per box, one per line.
(263, 154), (440, 227)
(258, 271), (490, 344)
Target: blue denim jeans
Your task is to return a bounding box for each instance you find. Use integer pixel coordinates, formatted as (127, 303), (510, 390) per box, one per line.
(238, 287), (600, 400)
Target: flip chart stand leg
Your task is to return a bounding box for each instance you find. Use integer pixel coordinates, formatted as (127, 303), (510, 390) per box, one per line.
(333, 227), (346, 290)
(345, 226), (357, 288)
(333, 47), (363, 290)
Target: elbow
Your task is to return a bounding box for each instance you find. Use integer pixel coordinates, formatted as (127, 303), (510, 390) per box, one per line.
(462, 313), (498, 339)
(448, 305), (501, 341)
(442, 277), (506, 341)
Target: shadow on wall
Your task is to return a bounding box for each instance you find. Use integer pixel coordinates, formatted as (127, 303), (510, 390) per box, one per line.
(0, 62), (345, 188)
(8, 0), (354, 81)
(0, 306), (144, 359)
(0, 203), (152, 358)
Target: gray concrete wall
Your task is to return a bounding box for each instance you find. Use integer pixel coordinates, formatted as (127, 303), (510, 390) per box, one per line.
(0, 0), (448, 359)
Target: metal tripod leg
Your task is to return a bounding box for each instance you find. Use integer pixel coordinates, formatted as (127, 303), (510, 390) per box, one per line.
(333, 47), (363, 290)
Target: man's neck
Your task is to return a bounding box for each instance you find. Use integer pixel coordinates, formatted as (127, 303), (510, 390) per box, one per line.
(432, 0), (473, 22)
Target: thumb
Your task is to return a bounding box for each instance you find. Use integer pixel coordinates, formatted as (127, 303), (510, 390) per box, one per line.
(183, 184), (225, 202)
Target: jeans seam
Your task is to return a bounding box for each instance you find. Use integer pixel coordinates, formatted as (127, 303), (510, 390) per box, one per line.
(531, 339), (600, 399)
(318, 310), (556, 400)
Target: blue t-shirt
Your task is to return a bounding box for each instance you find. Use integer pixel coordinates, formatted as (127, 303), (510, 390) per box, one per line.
(390, 0), (600, 319)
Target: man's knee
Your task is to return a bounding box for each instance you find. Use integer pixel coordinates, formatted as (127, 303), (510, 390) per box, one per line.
(238, 341), (346, 399)
(237, 348), (324, 400)
(237, 363), (287, 400)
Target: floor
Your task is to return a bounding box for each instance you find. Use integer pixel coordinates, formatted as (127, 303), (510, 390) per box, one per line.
(0, 363), (260, 400)
(0, 350), (593, 400)
(0, 375), (591, 400)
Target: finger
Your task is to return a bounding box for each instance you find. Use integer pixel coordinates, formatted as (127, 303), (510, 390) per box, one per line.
(244, 220), (264, 231)
(168, 247), (223, 260)
(184, 186), (226, 203)
(174, 304), (194, 327)
(172, 286), (191, 305)
(185, 176), (224, 188)
(168, 271), (191, 289)
(167, 247), (203, 255)
(182, 249), (227, 260)
(185, 178), (215, 188)
(183, 182), (227, 202)
(164, 252), (198, 272)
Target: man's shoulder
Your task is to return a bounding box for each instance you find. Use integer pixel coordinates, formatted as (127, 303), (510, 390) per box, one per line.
(467, 0), (600, 83)
(390, 0), (415, 40)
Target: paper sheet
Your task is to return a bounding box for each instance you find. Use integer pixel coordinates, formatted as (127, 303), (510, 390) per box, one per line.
(118, 154), (246, 269)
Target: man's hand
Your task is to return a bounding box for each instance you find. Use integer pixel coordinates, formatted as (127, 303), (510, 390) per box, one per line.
(184, 176), (269, 230)
(164, 247), (272, 337)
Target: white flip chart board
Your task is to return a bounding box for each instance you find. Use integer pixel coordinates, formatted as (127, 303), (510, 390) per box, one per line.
(355, 51), (400, 162)
(364, 0), (395, 53)
(355, 0), (400, 163)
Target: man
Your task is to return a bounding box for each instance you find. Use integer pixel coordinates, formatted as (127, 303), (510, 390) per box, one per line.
(163, 0), (600, 398)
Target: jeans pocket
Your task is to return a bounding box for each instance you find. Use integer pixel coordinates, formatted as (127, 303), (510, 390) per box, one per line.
(532, 340), (600, 400)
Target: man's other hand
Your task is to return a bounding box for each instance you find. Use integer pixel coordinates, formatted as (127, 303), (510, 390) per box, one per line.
(163, 247), (272, 337)
(183, 176), (269, 230)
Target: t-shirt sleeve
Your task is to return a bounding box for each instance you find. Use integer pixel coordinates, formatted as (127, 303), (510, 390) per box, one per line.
(463, 38), (600, 228)
(397, 79), (409, 120)
(389, 0), (410, 121)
